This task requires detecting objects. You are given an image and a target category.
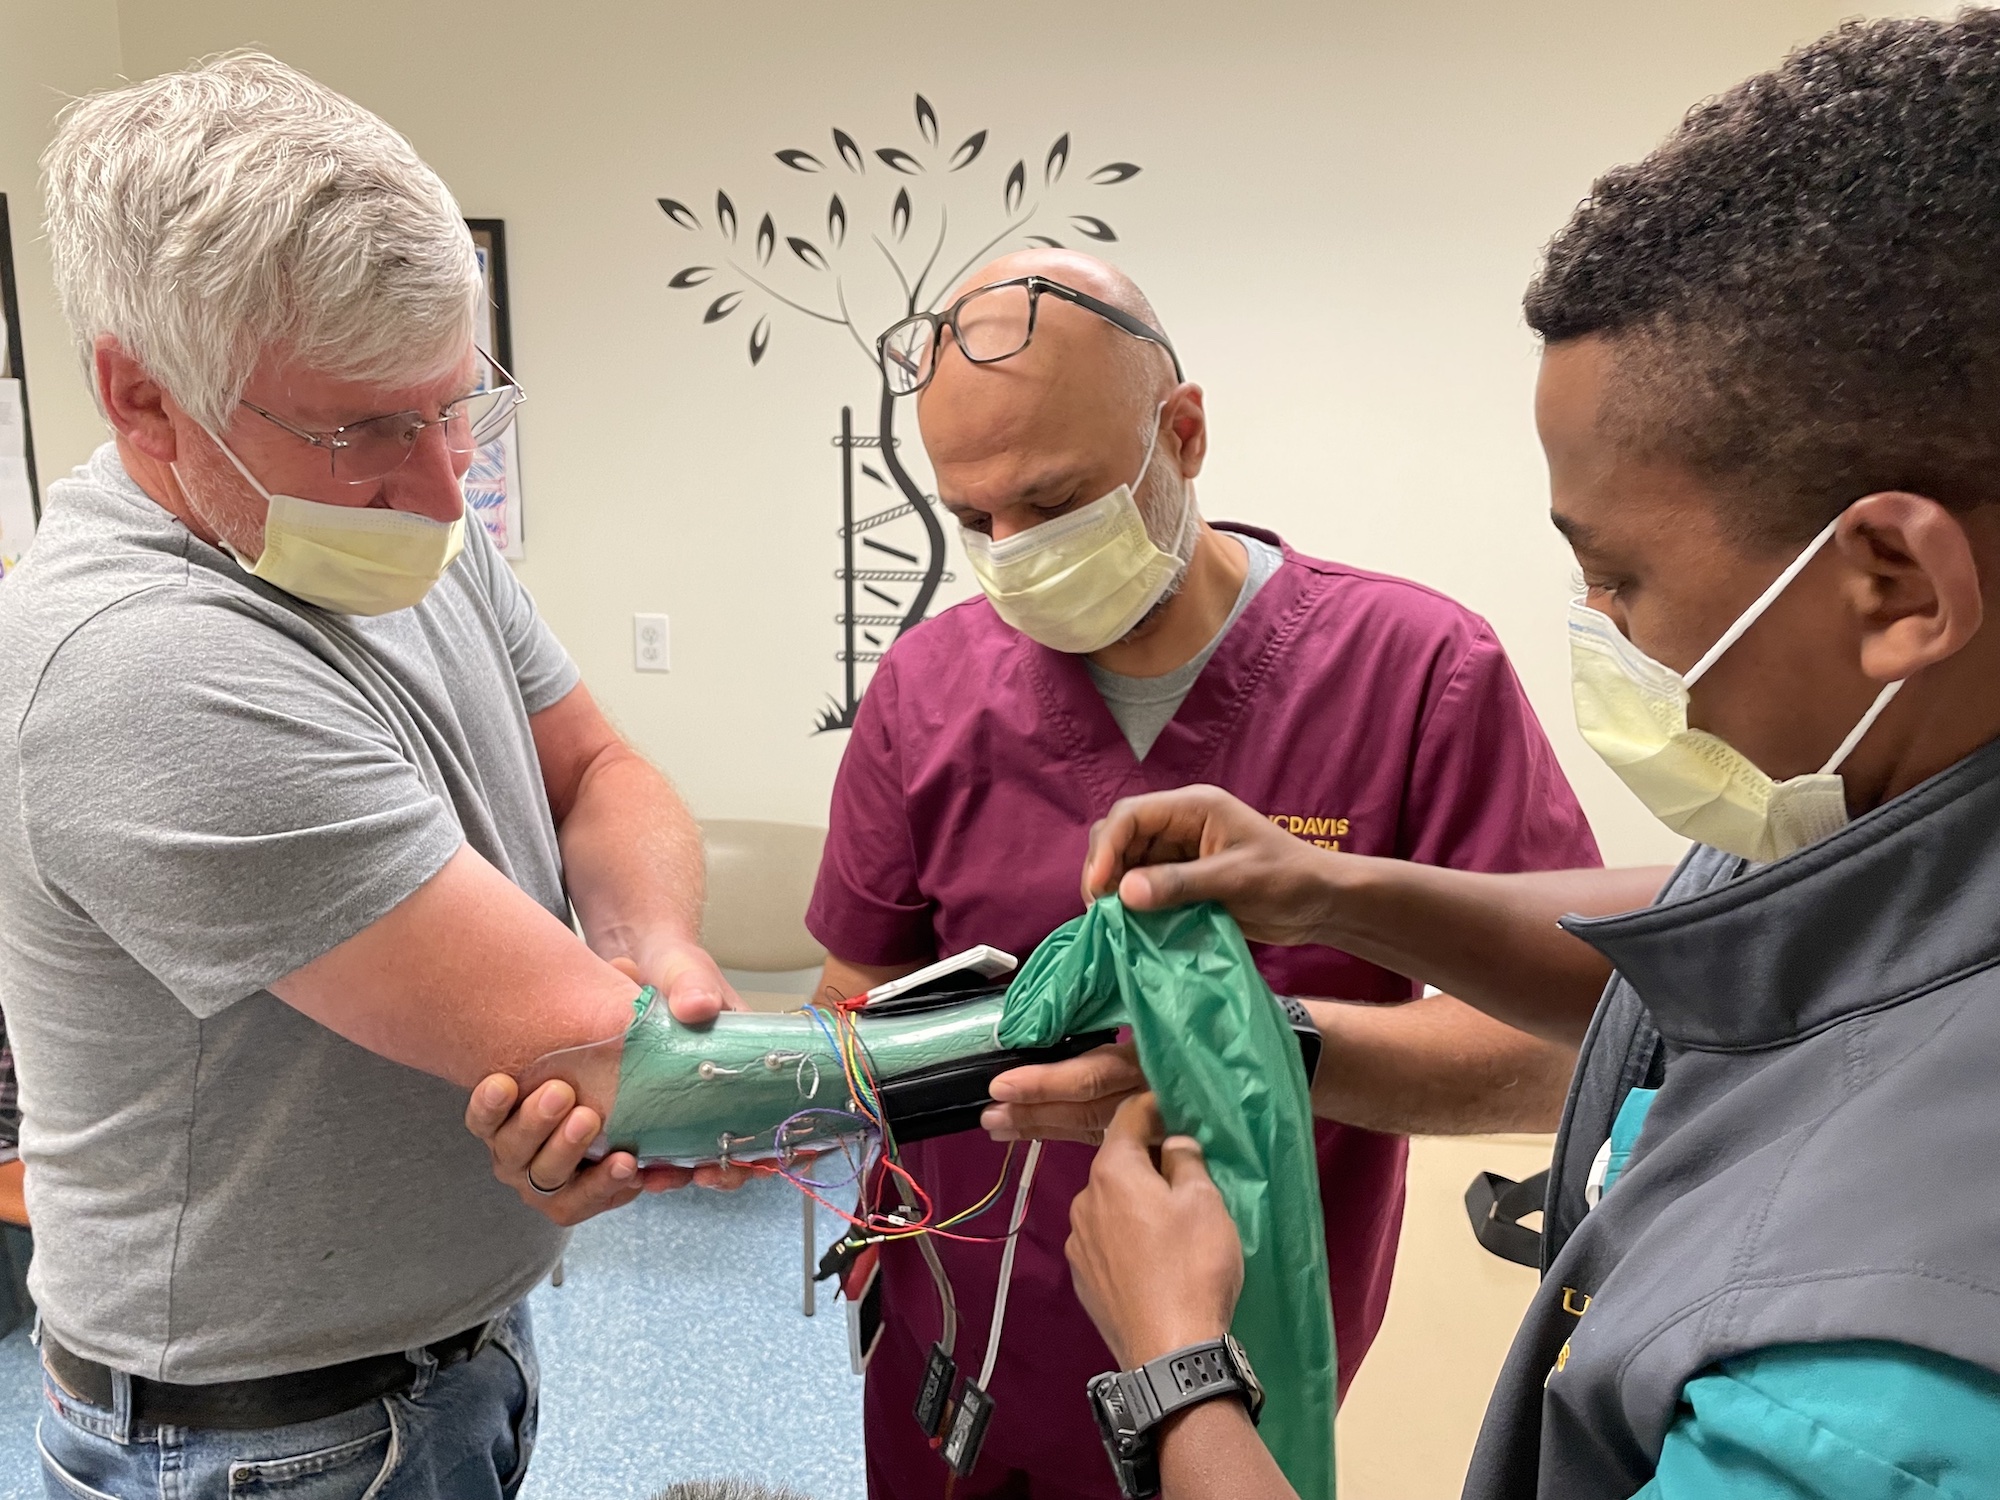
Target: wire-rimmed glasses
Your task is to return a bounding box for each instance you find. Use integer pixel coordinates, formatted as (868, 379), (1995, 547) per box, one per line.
(877, 275), (1184, 396)
(239, 349), (526, 484)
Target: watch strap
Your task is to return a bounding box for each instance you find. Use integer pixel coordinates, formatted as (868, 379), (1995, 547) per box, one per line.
(1134, 1338), (1257, 1426)
(1088, 1337), (1263, 1500)
(1087, 1368), (1162, 1500)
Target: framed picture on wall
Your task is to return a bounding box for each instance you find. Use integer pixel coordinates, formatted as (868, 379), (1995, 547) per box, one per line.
(465, 218), (524, 560)
(0, 193), (41, 581)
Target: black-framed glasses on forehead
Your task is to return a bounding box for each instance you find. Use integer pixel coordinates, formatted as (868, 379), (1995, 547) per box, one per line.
(877, 275), (1184, 397)
(238, 348), (526, 485)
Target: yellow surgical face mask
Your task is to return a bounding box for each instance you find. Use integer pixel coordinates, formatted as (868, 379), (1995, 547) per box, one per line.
(186, 429), (466, 616)
(959, 405), (1191, 654)
(1568, 517), (1903, 863)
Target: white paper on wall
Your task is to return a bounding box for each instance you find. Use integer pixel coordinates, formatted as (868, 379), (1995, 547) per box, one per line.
(0, 378), (25, 457)
(0, 463), (36, 580)
(0, 380), (32, 578)
(464, 424), (524, 560)
(469, 244), (524, 560)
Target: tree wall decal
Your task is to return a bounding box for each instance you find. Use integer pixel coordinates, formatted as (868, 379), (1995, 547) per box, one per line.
(656, 95), (1142, 731)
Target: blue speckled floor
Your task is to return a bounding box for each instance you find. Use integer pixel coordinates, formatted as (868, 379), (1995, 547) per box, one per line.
(0, 1177), (864, 1499)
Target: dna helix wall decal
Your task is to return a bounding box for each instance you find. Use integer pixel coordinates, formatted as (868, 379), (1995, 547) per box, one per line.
(654, 94), (1147, 732)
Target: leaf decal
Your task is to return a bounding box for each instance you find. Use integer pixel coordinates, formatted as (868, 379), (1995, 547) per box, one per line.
(1004, 160), (1026, 213)
(828, 195), (847, 246)
(1045, 133), (1070, 184)
(756, 213), (776, 265)
(1090, 162), (1141, 185)
(657, 197), (699, 229)
(1070, 215), (1117, 242)
(704, 291), (742, 323)
(915, 94), (938, 145)
(776, 149), (824, 172)
(749, 316), (771, 365)
(833, 128), (864, 172)
(668, 266), (713, 288)
(1024, 235), (1063, 249)
(788, 236), (828, 270)
(891, 187), (911, 241)
(949, 130), (988, 171)
(716, 191), (737, 241)
(876, 147), (922, 174)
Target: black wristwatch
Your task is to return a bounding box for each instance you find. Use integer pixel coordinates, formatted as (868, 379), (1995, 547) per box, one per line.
(1277, 995), (1322, 1084)
(1087, 1335), (1265, 1500)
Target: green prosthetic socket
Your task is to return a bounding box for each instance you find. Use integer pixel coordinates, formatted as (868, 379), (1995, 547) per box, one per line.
(599, 989), (1012, 1168)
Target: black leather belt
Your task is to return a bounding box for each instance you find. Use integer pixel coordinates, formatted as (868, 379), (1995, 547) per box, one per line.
(42, 1321), (491, 1430)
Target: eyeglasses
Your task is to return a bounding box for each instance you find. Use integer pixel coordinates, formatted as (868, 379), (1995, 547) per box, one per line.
(239, 350), (525, 484)
(877, 276), (1184, 396)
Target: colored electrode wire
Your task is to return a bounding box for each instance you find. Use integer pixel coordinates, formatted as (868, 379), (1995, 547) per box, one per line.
(772, 987), (1048, 1480)
(763, 997), (1027, 1248)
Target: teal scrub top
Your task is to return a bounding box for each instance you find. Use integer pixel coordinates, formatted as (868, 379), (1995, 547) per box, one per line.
(1604, 1090), (2000, 1499)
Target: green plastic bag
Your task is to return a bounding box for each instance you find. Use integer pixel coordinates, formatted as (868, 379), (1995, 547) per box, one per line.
(1000, 897), (1337, 1500)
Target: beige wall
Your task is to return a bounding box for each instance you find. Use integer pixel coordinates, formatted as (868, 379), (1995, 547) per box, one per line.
(0, 1), (123, 489)
(1, 0), (1949, 862)
(1338, 1135), (1551, 1498)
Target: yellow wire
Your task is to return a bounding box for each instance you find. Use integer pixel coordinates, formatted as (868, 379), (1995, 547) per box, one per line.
(809, 1000), (1016, 1243)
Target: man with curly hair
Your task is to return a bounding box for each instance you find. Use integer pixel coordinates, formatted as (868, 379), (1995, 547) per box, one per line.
(1061, 11), (2000, 1499)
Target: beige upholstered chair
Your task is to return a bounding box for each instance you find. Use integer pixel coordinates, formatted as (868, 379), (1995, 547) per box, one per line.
(698, 819), (828, 1013)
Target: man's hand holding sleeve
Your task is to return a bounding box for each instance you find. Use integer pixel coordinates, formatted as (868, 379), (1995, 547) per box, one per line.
(1083, 785), (1336, 947)
(984, 1041), (1148, 1145)
(1071, 1095), (1302, 1500)
(1066, 1093), (1243, 1369)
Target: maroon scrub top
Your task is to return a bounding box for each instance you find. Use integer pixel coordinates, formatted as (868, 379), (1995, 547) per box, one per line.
(807, 526), (1601, 1499)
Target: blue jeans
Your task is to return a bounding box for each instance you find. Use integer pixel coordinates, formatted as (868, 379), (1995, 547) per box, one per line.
(36, 1303), (538, 1500)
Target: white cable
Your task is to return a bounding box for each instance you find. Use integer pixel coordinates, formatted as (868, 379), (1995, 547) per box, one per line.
(978, 1139), (1043, 1390)
(896, 1172), (958, 1354)
(802, 1191), (816, 1319)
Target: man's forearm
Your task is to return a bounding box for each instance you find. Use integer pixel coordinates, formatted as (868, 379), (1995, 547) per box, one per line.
(1308, 860), (1672, 1046)
(1159, 1400), (1298, 1500)
(1306, 992), (1575, 1134)
(558, 744), (706, 969)
(274, 846), (638, 1103)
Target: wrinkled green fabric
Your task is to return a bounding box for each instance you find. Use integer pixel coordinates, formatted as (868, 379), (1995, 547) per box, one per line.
(1000, 897), (1336, 1500)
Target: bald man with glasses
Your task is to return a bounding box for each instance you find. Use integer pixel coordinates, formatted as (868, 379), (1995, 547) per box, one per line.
(800, 248), (1604, 1498)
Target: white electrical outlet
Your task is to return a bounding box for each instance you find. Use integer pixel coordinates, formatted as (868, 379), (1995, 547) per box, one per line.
(633, 613), (671, 672)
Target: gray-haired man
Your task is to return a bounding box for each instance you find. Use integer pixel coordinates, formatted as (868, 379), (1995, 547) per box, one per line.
(2, 52), (731, 1499)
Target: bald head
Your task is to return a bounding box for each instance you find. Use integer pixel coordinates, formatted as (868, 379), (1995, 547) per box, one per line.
(922, 249), (1172, 440)
(916, 249), (1201, 544)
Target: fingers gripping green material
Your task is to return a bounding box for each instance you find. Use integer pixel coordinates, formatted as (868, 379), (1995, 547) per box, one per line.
(602, 993), (1009, 1168)
(1000, 897), (1337, 1500)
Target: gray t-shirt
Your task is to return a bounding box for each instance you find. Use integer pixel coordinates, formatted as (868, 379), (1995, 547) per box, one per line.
(1088, 531), (1283, 758)
(0, 444), (578, 1382)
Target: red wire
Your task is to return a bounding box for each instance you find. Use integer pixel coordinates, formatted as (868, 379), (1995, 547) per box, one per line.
(774, 999), (1027, 1245)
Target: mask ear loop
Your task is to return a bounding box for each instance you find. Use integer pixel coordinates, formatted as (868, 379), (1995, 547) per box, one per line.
(1685, 518), (1840, 686)
(1135, 399), (1199, 566)
(1676, 513), (1906, 775)
(1819, 677), (1905, 775)
(200, 425), (281, 505)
